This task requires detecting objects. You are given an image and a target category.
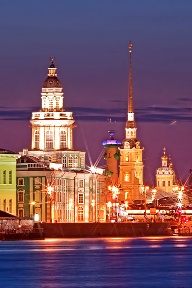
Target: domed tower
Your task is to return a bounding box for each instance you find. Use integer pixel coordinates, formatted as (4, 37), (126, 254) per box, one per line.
(119, 43), (144, 205)
(156, 148), (176, 193)
(30, 58), (75, 151)
(102, 130), (121, 187)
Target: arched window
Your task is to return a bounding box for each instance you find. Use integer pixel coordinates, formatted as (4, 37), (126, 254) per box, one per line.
(78, 206), (84, 221)
(63, 156), (67, 168)
(34, 130), (39, 149)
(124, 173), (129, 182)
(46, 131), (53, 149)
(74, 156), (78, 167)
(68, 155), (73, 167)
(60, 131), (67, 149)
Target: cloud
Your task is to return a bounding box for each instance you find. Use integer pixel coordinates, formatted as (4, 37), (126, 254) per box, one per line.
(0, 104), (192, 123)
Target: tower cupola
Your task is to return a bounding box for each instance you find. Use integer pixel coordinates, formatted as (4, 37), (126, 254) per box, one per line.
(161, 147), (168, 167)
(43, 57), (62, 88)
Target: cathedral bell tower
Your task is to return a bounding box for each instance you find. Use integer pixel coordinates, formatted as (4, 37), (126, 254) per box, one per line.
(30, 58), (75, 151)
(156, 148), (176, 193)
(119, 43), (144, 206)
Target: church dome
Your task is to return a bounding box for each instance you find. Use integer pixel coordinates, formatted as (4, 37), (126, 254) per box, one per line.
(43, 76), (62, 88)
(43, 58), (62, 88)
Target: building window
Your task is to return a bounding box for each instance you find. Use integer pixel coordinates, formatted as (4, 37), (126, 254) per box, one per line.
(162, 181), (165, 186)
(60, 131), (67, 149)
(49, 98), (53, 111)
(78, 206), (84, 221)
(3, 170), (6, 184)
(68, 156), (73, 168)
(18, 178), (24, 186)
(3, 199), (6, 211)
(35, 190), (41, 203)
(9, 199), (12, 213)
(63, 156), (67, 168)
(46, 130), (53, 149)
(168, 181), (170, 186)
(78, 193), (84, 204)
(79, 180), (84, 188)
(9, 171), (12, 184)
(34, 177), (41, 185)
(158, 181), (159, 187)
(58, 192), (61, 202)
(74, 156), (78, 168)
(34, 130), (39, 149)
(80, 155), (84, 168)
(18, 191), (24, 202)
(18, 209), (24, 218)
(56, 99), (60, 111)
(125, 154), (129, 161)
(125, 192), (128, 200)
(124, 173), (129, 182)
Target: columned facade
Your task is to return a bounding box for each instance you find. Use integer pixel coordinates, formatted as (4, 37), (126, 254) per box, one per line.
(30, 58), (74, 152)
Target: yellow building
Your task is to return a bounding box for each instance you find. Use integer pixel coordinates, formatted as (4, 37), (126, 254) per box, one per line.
(156, 148), (176, 193)
(0, 149), (20, 215)
(119, 43), (144, 206)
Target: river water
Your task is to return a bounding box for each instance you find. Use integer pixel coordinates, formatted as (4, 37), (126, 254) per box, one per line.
(0, 237), (192, 288)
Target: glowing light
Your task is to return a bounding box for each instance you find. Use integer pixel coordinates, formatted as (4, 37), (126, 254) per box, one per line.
(108, 185), (120, 195)
(91, 200), (95, 207)
(34, 214), (39, 222)
(69, 199), (73, 209)
(151, 189), (157, 202)
(49, 163), (62, 170)
(47, 184), (54, 195)
(107, 201), (112, 208)
(89, 166), (104, 175)
(125, 201), (128, 209)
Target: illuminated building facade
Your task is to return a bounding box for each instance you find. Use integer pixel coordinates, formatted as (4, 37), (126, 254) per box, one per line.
(156, 148), (177, 193)
(18, 58), (107, 222)
(16, 155), (51, 221)
(16, 156), (106, 222)
(0, 149), (20, 216)
(119, 43), (144, 206)
(31, 58), (74, 152)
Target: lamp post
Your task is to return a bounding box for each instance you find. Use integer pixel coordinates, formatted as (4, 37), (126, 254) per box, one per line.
(141, 186), (149, 220)
(47, 184), (54, 223)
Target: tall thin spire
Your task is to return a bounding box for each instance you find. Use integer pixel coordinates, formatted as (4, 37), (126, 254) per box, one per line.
(126, 41), (136, 132)
(128, 42), (133, 114)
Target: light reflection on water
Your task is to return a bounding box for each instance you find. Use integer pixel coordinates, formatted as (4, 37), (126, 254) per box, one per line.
(0, 237), (192, 288)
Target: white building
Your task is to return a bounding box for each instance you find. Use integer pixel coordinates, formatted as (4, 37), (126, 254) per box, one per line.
(18, 58), (107, 222)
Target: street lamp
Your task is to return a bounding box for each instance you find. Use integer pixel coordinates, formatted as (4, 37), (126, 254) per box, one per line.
(47, 183), (54, 223)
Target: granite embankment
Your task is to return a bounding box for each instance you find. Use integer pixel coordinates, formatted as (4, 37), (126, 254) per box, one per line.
(37, 222), (173, 238)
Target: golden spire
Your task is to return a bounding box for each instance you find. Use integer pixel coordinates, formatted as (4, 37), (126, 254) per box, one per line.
(128, 42), (133, 114)
(126, 41), (136, 130)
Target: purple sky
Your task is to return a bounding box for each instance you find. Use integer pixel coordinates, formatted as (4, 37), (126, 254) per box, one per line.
(1, 1), (192, 185)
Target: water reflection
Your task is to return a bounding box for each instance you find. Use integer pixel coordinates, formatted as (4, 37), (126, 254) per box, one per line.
(1, 237), (192, 288)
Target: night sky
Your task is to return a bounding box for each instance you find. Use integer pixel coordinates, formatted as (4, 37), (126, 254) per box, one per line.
(0, 1), (192, 185)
